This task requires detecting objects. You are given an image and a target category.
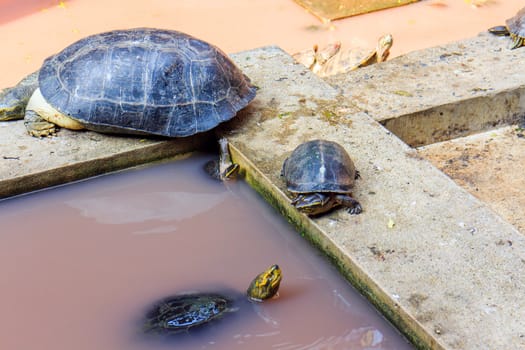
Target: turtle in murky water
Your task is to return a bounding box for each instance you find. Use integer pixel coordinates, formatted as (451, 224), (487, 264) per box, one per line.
(281, 140), (362, 216)
(293, 34), (393, 77)
(488, 7), (525, 49)
(142, 264), (282, 336)
(0, 28), (256, 137)
(204, 138), (239, 180)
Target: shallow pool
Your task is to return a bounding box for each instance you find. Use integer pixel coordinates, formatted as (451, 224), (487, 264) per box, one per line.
(0, 154), (412, 349)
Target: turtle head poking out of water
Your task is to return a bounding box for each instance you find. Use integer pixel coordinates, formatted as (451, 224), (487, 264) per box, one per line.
(246, 263), (282, 301)
(142, 264), (282, 336)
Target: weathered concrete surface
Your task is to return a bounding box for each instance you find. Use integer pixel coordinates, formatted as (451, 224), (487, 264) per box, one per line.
(419, 124), (525, 233)
(325, 31), (525, 146)
(0, 119), (209, 198)
(1, 36), (525, 349)
(224, 46), (525, 349)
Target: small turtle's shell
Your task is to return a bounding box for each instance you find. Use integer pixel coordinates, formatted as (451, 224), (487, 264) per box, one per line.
(38, 28), (256, 137)
(507, 7), (525, 38)
(282, 140), (356, 194)
(143, 293), (233, 335)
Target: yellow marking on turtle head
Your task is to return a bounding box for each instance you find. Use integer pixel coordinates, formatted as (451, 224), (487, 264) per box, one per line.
(247, 264), (282, 301)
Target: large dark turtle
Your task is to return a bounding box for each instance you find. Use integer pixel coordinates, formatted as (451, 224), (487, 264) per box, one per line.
(282, 140), (362, 216)
(0, 28), (256, 137)
(142, 264), (282, 336)
(489, 7), (525, 49)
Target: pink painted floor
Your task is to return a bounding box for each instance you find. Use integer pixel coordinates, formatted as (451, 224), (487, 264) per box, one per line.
(0, 0), (522, 87)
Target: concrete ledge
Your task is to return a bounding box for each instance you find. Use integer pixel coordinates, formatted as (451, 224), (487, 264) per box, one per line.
(325, 31), (525, 146)
(0, 116), (208, 198)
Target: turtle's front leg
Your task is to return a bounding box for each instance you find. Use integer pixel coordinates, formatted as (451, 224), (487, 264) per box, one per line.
(510, 34), (524, 50)
(335, 194), (362, 215)
(24, 110), (58, 137)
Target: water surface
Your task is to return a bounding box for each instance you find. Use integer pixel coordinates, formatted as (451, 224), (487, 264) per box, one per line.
(0, 154), (412, 349)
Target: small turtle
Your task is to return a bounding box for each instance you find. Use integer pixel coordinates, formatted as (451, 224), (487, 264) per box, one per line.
(292, 41), (342, 75)
(488, 7), (525, 49)
(142, 264), (282, 336)
(0, 28), (256, 137)
(282, 140), (362, 216)
(293, 34), (393, 77)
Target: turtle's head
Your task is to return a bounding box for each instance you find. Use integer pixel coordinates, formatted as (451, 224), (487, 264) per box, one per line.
(246, 264), (282, 302)
(0, 105), (23, 121)
(376, 34), (393, 62)
(0, 90), (26, 121)
(292, 193), (335, 216)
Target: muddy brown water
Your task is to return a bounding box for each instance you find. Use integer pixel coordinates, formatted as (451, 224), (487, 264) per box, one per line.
(0, 154), (412, 349)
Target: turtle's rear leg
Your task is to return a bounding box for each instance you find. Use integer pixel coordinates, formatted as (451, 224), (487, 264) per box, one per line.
(24, 109), (58, 137)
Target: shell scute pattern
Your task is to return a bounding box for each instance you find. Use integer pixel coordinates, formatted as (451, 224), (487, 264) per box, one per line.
(38, 28), (255, 137)
(284, 140), (356, 194)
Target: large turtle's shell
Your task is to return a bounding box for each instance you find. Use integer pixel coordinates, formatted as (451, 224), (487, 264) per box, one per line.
(38, 28), (256, 137)
(282, 139), (356, 194)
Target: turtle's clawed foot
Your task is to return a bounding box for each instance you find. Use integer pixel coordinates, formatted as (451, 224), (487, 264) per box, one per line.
(24, 110), (58, 137)
(347, 202), (363, 215)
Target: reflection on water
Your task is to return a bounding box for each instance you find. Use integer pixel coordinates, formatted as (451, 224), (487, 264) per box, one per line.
(0, 154), (412, 349)
(66, 191), (228, 225)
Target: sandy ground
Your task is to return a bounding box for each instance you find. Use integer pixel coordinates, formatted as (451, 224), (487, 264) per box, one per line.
(419, 125), (525, 232)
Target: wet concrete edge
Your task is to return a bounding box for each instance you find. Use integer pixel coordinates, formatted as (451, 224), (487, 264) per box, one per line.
(230, 145), (434, 349)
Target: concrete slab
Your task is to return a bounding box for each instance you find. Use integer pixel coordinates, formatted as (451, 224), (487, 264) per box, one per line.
(0, 120), (207, 198)
(2, 36), (525, 349)
(325, 31), (525, 146)
(418, 124), (525, 233)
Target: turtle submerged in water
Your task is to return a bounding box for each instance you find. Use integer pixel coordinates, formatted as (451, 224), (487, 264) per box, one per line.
(204, 138), (239, 181)
(488, 7), (525, 49)
(293, 34), (393, 77)
(282, 140), (362, 216)
(0, 28), (256, 137)
(142, 264), (282, 336)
